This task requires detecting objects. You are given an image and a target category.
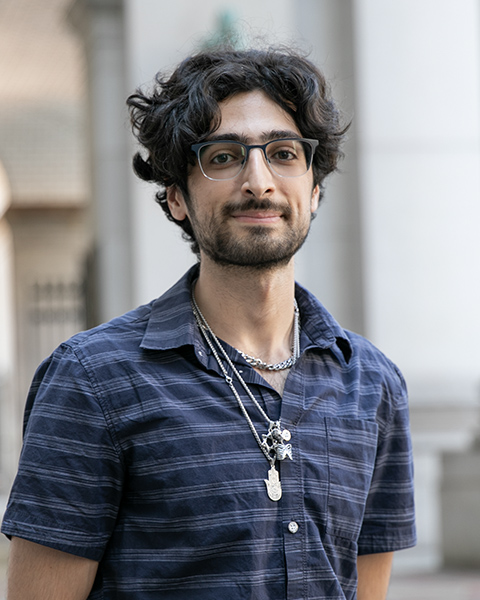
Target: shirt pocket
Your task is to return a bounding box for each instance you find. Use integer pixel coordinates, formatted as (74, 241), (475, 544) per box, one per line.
(325, 417), (378, 541)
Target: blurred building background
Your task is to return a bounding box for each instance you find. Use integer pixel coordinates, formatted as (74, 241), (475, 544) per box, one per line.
(0, 0), (480, 579)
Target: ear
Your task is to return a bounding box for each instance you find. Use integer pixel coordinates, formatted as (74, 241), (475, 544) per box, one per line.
(166, 185), (188, 221)
(310, 184), (320, 213)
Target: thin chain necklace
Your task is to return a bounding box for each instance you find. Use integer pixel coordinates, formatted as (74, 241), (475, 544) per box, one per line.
(191, 291), (297, 501)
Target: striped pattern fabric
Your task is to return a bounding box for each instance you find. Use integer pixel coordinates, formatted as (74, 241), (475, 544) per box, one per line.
(2, 265), (416, 599)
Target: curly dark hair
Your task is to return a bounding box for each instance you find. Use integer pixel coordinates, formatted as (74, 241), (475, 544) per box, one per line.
(127, 46), (348, 254)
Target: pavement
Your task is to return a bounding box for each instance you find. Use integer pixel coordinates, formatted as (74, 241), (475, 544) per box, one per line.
(0, 536), (479, 599)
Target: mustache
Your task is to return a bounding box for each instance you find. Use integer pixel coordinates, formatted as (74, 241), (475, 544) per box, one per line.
(221, 197), (292, 217)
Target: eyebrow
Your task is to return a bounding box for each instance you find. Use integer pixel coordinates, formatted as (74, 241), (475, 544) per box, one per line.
(205, 130), (303, 144)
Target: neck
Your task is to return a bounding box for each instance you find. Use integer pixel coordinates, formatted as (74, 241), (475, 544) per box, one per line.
(193, 257), (297, 365)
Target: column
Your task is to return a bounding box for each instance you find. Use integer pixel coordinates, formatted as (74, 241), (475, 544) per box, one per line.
(352, 0), (480, 571)
(295, 0), (366, 335)
(69, 0), (133, 323)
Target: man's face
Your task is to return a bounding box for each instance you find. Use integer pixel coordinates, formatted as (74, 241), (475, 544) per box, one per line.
(168, 90), (320, 270)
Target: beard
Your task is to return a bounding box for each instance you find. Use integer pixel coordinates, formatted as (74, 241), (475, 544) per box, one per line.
(185, 195), (313, 271)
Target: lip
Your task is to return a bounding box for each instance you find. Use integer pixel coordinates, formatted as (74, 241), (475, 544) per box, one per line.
(232, 211), (283, 224)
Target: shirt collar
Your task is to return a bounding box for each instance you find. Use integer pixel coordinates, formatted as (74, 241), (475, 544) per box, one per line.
(140, 264), (202, 352)
(294, 281), (352, 364)
(141, 264), (352, 364)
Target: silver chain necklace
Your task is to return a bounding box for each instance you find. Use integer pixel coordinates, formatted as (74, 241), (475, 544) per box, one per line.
(191, 292), (297, 501)
(235, 301), (300, 371)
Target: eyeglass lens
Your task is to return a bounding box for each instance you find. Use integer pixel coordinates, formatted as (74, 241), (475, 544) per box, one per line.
(198, 139), (314, 180)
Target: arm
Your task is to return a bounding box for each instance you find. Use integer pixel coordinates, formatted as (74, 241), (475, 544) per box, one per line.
(6, 537), (98, 600)
(356, 551), (394, 600)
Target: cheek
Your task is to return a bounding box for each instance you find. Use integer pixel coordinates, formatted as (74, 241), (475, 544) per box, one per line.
(189, 179), (236, 212)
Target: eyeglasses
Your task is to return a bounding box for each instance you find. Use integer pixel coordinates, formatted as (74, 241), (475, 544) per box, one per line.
(191, 138), (319, 181)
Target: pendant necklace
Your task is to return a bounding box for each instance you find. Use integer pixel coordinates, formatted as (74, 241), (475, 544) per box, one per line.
(191, 292), (299, 501)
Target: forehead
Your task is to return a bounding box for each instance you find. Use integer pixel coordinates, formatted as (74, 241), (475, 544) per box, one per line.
(215, 90), (301, 141)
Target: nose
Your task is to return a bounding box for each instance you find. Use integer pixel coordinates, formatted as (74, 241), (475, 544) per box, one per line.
(240, 148), (276, 198)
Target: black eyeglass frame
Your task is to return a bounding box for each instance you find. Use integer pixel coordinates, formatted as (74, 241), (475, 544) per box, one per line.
(190, 138), (319, 181)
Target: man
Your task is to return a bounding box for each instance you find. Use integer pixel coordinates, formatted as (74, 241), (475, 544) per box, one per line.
(2, 47), (416, 599)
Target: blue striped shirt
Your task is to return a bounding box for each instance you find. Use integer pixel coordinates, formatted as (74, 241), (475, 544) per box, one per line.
(2, 265), (416, 599)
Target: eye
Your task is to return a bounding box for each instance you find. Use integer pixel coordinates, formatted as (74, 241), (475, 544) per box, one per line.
(272, 148), (297, 161)
(201, 143), (245, 169)
(211, 151), (237, 165)
(268, 141), (303, 163)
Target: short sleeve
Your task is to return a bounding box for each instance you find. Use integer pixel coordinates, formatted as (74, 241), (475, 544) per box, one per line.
(1, 344), (124, 561)
(357, 366), (417, 555)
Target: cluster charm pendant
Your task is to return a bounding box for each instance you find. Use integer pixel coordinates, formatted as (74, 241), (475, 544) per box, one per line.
(262, 422), (292, 462)
(261, 422), (293, 500)
(191, 289), (298, 502)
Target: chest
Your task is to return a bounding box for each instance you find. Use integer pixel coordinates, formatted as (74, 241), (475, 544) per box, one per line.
(254, 366), (290, 396)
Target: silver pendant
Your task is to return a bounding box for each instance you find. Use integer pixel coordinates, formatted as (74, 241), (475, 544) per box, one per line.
(262, 424), (293, 462)
(275, 443), (293, 461)
(264, 465), (282, 501)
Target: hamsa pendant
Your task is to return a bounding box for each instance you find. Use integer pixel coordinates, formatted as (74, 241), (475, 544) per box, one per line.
(264, 465), (282, 501)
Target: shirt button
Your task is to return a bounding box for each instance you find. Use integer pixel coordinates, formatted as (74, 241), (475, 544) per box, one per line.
(288, 521), (299, 534)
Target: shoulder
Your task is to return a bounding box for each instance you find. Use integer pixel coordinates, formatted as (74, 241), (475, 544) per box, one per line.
(56, 265), (198, 360)
(65, 303), (153, 355)
(29, 303), (155, 402)
(296, 283), (406, 394)
(344, 329), (406, 389)
(29, 267), (198, 413)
